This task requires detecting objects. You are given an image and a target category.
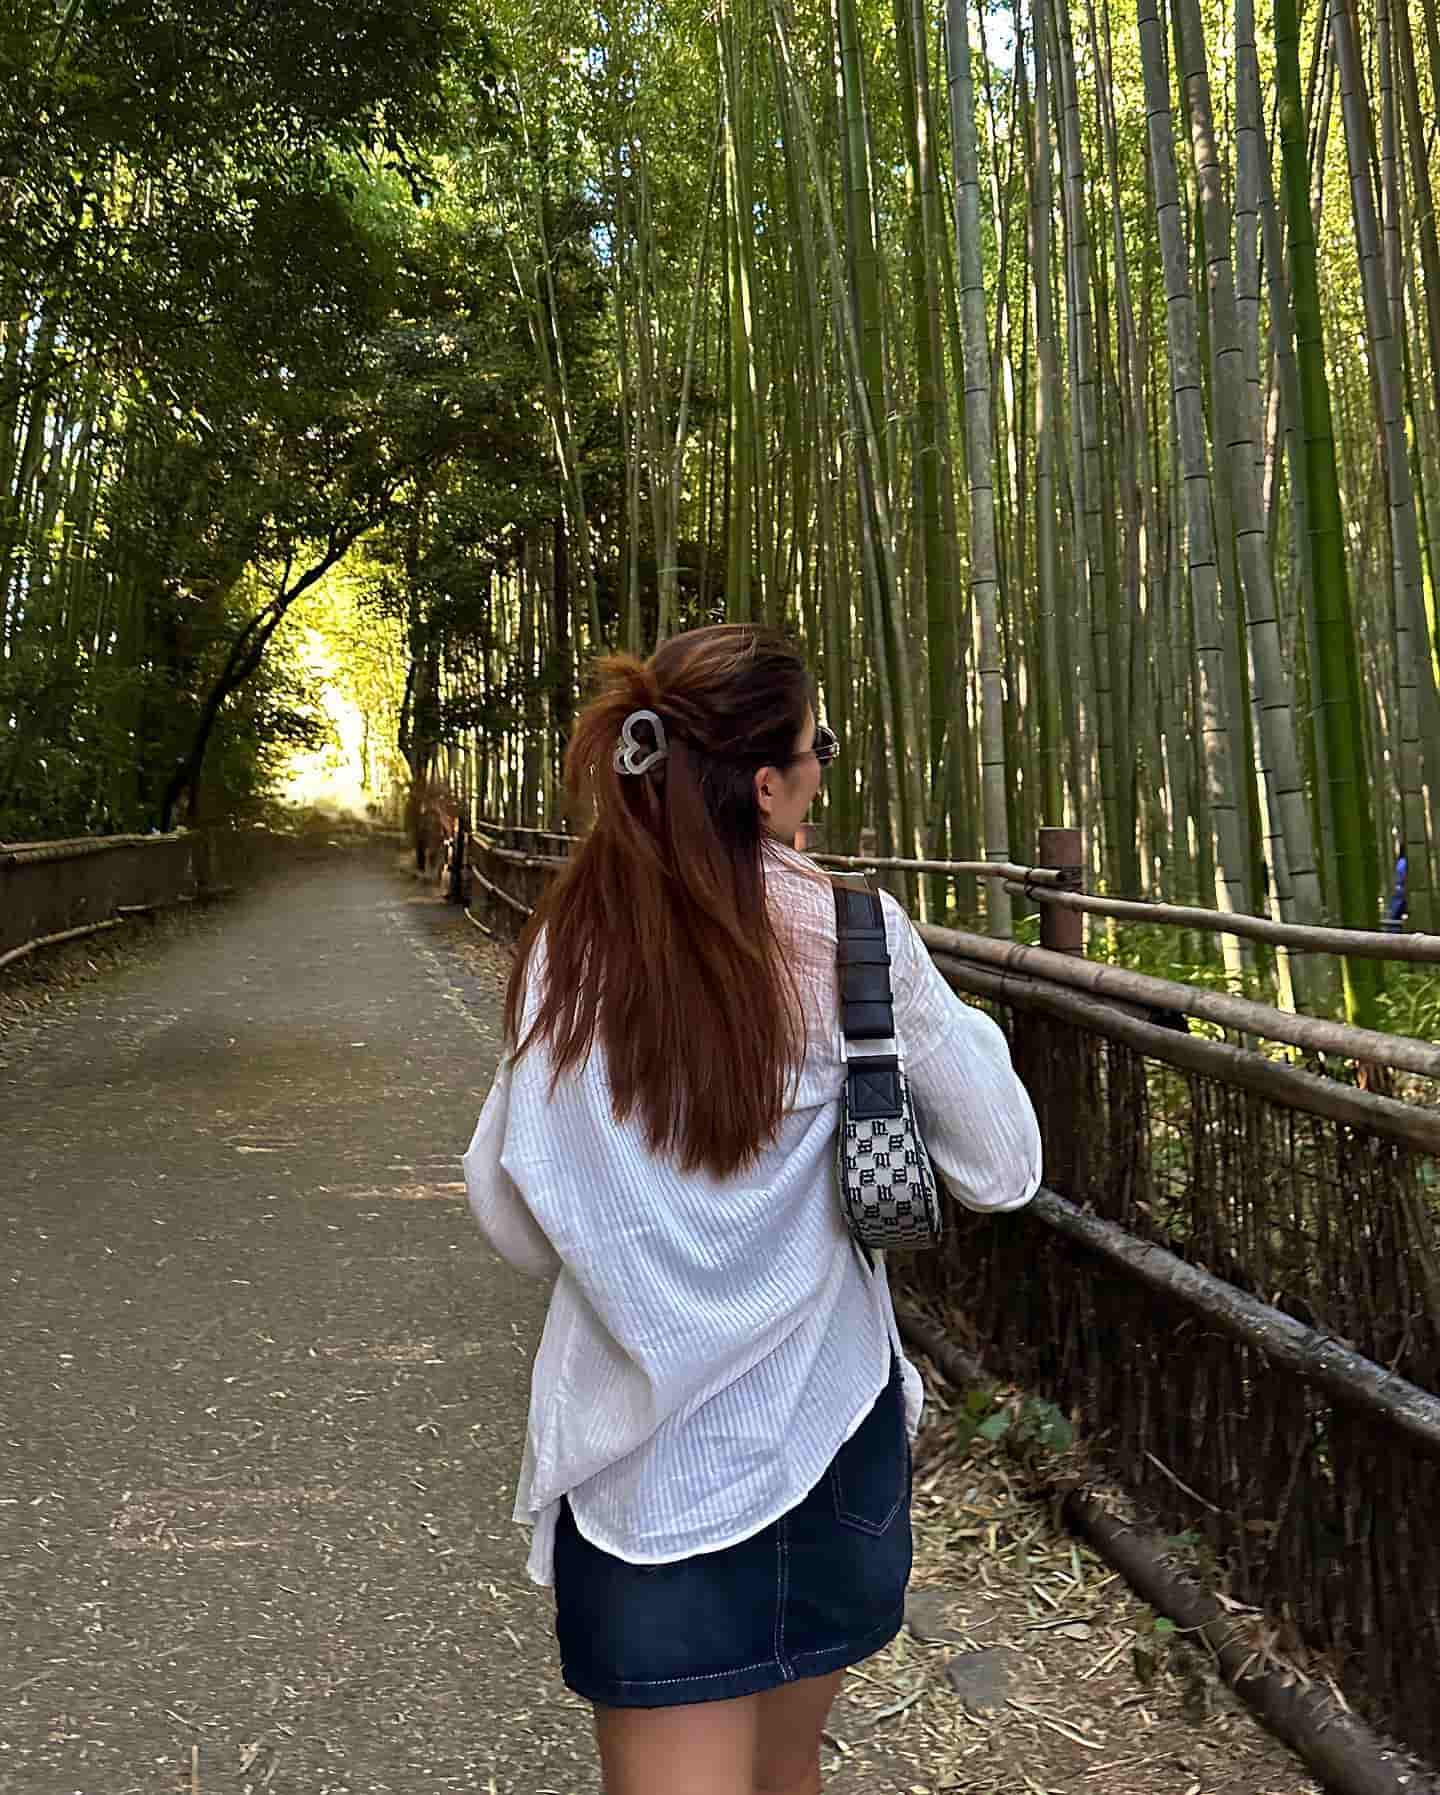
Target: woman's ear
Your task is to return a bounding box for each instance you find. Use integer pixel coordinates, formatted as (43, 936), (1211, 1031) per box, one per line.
(754, 765), (778, 818)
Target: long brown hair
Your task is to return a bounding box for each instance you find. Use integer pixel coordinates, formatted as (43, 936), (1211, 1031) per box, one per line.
(504, 624), (811, 1177)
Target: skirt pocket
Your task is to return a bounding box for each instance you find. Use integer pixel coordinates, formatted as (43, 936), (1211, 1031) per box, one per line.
(829, 1368), (907, 1536)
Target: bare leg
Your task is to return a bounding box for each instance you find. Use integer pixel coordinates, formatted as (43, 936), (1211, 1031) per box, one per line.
(594, 1693), (760, 1795)
(753, 1670), (846, 1795)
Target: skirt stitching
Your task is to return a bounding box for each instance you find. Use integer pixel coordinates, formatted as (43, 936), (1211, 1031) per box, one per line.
(775, 1511), (795, 1682)
(581, 1656), (783, 1691)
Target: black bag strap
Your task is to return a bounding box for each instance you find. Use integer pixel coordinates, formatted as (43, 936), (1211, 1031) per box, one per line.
(831, 873), (895, 1041)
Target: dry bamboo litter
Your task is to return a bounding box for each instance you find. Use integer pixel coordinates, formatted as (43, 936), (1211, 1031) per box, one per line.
(788, 1332), (1334, 1795)
(895, 1311), (1435, 1795)
(1064, 1494), (1440, 1795)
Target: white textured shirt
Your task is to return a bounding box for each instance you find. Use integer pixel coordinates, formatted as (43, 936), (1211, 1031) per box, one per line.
(462, 845), (1042, 1585)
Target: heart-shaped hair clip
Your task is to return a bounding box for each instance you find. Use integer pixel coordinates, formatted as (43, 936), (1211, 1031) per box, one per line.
(614, 708), (669, 776)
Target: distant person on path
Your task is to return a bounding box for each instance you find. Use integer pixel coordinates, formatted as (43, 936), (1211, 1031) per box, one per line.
(1385, 841), (1408, 933)
(463, 624), (1041, 1795)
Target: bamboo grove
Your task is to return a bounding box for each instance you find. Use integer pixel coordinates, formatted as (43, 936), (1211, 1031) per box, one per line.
(6, 0), (1440, 1012)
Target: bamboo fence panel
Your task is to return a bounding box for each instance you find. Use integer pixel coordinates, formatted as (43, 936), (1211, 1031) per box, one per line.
(905, 1004), (1440, 1765)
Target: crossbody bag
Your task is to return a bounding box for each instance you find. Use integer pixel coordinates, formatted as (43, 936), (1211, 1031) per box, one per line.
(832, 873), (944, 1255)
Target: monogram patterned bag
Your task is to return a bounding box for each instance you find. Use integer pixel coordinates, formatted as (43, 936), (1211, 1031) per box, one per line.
(832, 874), (944, 1255)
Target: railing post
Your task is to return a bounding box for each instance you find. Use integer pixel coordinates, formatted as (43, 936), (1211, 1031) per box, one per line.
(1038, 825), (1084, 955)
(448, 809), (469, 907)
(1032, 826), (1086, 1200)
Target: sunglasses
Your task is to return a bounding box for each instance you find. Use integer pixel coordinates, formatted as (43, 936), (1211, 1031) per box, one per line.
(807, 723), (841, 766)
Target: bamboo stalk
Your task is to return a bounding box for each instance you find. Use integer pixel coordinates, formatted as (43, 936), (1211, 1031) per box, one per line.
(925, 921), (1440, 1069)
(1, 833), (185, 865)
(1175, 0), (1325, 948)
(891, 1307), (987, 1388)
(930, 951), (1440, 1149)
(999, 880), (1440, 963)
(944, 0), (1012, 936)
(467, 825), (1440, 967)
(1137, 0), (1251, 968)
(464, 858), (535, 917)
(812, 851), (1059, 882)
(114, 897), (194, 915)
(508, 89), (600, 648)
(468, 823), (1440, 965)
(469, 832), (1061, 886)
(0, 916), (125, 971)
(772, 0), (924, 879)
(1330, 0), (1436, 931)
(1049, 0), (1117, 886)
(467, 839), (560, 873)
(1275, 0), (1382, 1021)
(473, 821), (572, 842)
(1029, 1), (1064, 831)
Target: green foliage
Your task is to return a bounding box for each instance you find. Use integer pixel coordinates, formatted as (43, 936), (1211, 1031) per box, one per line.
(0, 588), (326, 839)
(0, 0), (519, 838)
(1373, 968), (1440, 1045)
(956, 1387), (1076, 1459)
(975, 1408), (1012, 1443)
(1083, 918), (1427, 1036)
(944, 1383), (1001, 1457)
(5, 0), (1436, 932)
(1084, 922), (1271, 1006)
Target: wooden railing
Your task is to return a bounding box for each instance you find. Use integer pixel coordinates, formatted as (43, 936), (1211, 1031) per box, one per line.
(0, 825), (351, 971)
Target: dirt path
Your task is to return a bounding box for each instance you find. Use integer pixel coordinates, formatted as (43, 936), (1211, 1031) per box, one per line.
(1, 850), (1323, 1795)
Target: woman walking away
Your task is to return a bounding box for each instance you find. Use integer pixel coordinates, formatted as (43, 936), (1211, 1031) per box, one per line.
(462, 624), (1041, 1795)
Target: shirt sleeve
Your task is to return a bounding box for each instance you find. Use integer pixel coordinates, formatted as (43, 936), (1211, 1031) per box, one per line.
(462, 1058), (562, 1280)
(883, 897), (1042, 1212)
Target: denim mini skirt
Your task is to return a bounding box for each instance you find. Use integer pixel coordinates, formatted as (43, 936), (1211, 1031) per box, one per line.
(553, 1361), (913, 1708)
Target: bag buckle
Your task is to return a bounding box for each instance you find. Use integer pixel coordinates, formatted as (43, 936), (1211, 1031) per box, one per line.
(845, 1053), (903, 1121)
